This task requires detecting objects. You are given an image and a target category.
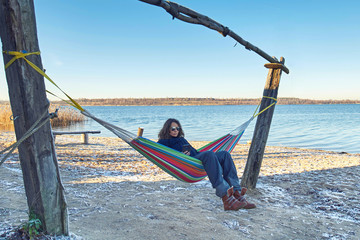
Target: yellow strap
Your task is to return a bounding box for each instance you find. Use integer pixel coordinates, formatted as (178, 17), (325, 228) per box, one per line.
(3, 51), (276, 117)
(3, 51), (40, 69)
(3, 51), (85, 112)
(252, 96), (277, 118)
(46, 90), (78, 109)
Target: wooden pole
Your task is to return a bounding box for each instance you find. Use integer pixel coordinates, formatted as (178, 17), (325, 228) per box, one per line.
(137, 127), (144, 137)
(0, 0), (68, 235)
(241, 57), (285, 189)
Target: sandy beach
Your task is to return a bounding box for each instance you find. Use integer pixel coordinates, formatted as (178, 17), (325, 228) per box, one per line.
(1, 131), (360, 239)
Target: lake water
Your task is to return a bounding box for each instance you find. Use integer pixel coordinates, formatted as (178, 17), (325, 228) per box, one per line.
(53, 104), (360, 154)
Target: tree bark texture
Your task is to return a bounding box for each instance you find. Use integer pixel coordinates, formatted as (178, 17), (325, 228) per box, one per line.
(0, 0), (68, 235)
(241, 57), (285, 189)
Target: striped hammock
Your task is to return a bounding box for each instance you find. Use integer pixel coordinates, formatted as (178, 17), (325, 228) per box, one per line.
(197, 117), (253, 153)
(82, 111), (254, 183)
(2, 50), (275, 182)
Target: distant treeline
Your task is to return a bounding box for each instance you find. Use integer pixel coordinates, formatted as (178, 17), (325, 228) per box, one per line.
(52, 97), (360, 106)
(1, 98), (359, 106)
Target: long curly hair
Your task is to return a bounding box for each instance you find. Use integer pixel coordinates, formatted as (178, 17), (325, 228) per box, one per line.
(158, 118), (185, 139)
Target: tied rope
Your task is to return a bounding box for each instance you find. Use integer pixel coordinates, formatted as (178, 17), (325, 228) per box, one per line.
(3, 51), (85, 112)
(3, 50), (277, 119)
(2, 51), (139, 144)
(228, 96), (277, 136)
(252, 96), (277, 118)
(0, 109), (58, 166)
(1, 50), (278, 166)
(0, 50), (71, 166)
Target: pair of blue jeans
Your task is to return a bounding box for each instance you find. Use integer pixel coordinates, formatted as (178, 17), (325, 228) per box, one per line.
(194, 151), (241, 198)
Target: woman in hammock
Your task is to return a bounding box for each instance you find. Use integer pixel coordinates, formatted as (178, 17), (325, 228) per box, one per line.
(158, 118), (256, 211)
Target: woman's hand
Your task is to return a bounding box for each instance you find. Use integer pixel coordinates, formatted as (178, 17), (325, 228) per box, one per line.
(182, 144), (191, 155)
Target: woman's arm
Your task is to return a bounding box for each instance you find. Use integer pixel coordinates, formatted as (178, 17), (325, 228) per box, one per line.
(158, 138), (187, 153)
(183, 139), (198, 156)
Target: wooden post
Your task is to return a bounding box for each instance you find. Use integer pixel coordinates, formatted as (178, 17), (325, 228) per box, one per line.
(0, 0), (68, 235)
(137, 127), (144, 137)
(82, 133), (89, 144)
(241, 57), (285, 189)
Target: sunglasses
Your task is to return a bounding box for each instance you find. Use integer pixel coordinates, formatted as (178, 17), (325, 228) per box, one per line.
(171, 127), (181, 131)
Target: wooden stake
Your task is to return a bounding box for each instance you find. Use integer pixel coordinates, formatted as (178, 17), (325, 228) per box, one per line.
(0, 0), (68, 235)
(241, 57), (285, 189)
(137, 127), (144, 137)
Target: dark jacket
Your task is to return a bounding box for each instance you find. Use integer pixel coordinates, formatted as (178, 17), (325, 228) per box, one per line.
(158, 137), (198, 157)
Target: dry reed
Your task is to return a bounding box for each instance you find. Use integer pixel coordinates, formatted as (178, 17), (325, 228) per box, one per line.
(50, 106), (85, 127)
(0, 104), (85, 129)
(0, 105), (13, 126)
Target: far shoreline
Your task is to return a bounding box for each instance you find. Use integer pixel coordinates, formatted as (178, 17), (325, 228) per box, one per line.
(1, 97), (360, 106)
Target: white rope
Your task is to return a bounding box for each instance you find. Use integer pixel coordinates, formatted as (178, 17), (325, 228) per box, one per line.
(0, 110), (51, 166)
(229, 117), (254, 136)
(81, 110), (137, 143)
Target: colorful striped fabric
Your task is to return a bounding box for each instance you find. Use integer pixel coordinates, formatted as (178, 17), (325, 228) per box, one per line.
(3, 50), (276, 183)
(197, 133), (244, 153)
(128, 118), (254, 183)
(197, 117), (253, 153)
(130, 137), (207, 183)
(82, 100), (276, 183)
(84, 109), (255, 183)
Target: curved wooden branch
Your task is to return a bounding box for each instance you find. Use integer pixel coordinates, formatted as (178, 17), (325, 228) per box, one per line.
(139, 0), (289, 74)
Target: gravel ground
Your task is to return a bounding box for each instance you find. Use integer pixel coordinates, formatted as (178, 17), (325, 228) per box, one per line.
(1, 132), (360, 239)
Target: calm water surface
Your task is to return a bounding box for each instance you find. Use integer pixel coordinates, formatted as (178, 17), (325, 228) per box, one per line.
(53, 104), (360, 154)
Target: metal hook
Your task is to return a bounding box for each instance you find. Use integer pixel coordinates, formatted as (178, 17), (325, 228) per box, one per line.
(10, 115), (19, 121)
(49, 108), (59, 119)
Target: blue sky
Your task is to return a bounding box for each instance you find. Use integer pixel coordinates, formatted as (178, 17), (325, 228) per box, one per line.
(1, 0), (359, 101)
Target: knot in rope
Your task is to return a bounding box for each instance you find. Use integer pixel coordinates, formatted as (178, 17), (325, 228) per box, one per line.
(3, 50), (85, 112)
(252, 96), (277, 118)
(221, 26), (230, 37)
(49, 109), (59, 119)
(166, 2), (179, 19)
(3, 50), (40, 69)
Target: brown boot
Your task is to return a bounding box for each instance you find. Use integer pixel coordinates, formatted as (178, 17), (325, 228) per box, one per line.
(222, 187), (246, 211)
(234, 188), (256, 209)
(239, 187), (247, 196)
